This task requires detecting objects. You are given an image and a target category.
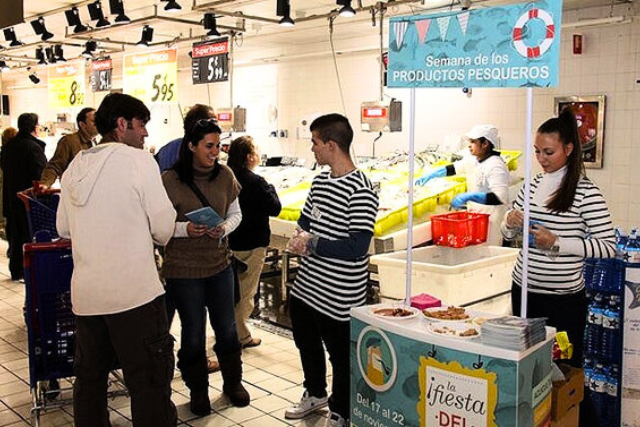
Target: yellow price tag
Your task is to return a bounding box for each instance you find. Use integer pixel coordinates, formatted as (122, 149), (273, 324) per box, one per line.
(123, 48), (178, 105)
(48, 62), (85, 109)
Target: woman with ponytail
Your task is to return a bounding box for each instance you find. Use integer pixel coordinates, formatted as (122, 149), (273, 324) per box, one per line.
(501, 108), (616, 367)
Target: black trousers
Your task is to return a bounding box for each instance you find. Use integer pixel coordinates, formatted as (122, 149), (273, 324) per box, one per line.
(6, 213), (30, 280)
(73, 295), (177, 427)
(290, 296), (351, 420)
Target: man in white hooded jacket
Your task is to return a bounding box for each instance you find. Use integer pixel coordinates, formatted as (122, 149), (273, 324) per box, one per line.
(56, 93), (178, 427)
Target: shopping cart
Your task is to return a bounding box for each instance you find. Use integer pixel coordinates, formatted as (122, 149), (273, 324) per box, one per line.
(17, 183), (61, 242)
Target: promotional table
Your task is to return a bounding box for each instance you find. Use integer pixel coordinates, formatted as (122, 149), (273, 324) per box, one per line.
(350, 306), (555, 427)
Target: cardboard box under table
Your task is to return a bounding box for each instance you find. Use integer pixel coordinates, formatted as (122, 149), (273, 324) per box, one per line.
(550, 366), (583, 425)
(350, 306), (555, 427)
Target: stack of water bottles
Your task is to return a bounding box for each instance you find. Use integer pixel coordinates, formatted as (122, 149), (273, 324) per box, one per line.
(583, 227), (639, 427)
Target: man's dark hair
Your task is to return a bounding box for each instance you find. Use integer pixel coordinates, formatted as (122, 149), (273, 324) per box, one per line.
(95, 93), (150, 136)
(76, 107), (95, 127)
(184, 104), (215, 134)
(17, 113), (39, 134)
(310, 113), (353, 153)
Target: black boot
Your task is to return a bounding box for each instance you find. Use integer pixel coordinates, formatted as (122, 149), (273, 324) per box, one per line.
(177, 350), (211, 416)
(218, 350), (250, 407)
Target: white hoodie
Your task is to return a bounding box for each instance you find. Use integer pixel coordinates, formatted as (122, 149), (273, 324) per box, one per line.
(57, 143), (176, 315)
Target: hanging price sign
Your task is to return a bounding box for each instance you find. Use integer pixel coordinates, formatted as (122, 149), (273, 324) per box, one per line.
(123, 48), (178, 104)
(48, 62), (85, 108)
(192, 37), (229, 85)
(90, 58), (112, 92)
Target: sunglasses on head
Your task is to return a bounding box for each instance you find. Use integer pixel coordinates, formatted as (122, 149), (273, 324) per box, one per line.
(190, 118), (218, 134)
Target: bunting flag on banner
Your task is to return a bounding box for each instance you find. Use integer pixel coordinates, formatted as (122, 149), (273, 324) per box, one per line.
(393, 21), (409, 51)
(415, 19), (431, 44)
(457, 12), (470, 36)
(437, 16), (451, 41)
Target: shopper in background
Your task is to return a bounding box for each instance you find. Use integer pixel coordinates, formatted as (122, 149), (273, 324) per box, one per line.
(156, 104), (216, 172)
(0, 114), (47, 281)
(162, 119), (250, 415)
(227, 135), (281, 349)
(501, 108), (616, 367)
(0, 127), (18, 240)
(415, 124), (509, 245)
(57, 93), (178, 427)
(40, 107), (98, 188)
(285, 114), (379, 427)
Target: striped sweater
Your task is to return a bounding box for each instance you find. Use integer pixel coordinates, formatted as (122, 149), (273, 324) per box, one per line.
(291, 170), (379, 321)
(502, 173), (616, 294)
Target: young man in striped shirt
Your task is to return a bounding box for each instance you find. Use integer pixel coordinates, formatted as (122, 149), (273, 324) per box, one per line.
(284, 114), (379, 427)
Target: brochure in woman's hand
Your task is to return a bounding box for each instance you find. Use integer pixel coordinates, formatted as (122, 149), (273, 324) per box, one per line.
(185, 206), (224, 229)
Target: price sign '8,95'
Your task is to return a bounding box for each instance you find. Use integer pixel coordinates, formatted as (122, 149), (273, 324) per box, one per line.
(48, 62), (85, 109)
(123, 48), (178, 105)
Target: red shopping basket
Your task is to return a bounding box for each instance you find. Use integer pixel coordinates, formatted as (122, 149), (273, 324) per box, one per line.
(430, 211), (490, 248)
(18, 183), (61, 241)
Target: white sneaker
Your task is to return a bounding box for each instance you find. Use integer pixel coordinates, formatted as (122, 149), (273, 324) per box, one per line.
(284, 390), (328, 419)
(328, 411), (347, 427)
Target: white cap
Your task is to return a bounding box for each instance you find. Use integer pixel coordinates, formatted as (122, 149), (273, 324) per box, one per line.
(465, 124), (499, 149)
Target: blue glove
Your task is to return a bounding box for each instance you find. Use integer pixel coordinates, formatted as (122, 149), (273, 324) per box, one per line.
(450, 192), (487, 209)
(415, 167), (446, 186)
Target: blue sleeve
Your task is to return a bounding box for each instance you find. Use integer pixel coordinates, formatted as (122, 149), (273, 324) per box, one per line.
(315, 231), (373, 259)
(297, 213), (311, 232)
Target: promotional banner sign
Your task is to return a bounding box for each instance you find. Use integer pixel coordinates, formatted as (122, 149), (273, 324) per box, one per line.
(192, 37), (229, 84)
(123, 48), (178, 104)
(388, 1), (562, 88)
(90, 58), (113, 92)
(48, 62), (85, 108)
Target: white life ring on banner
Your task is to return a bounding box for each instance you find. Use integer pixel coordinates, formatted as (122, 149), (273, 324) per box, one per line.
(513, 8), (555, 59)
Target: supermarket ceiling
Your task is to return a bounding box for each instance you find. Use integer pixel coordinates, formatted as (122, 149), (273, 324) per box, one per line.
(0, 0), (635, 67)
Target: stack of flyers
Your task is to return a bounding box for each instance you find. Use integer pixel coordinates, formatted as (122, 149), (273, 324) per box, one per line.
(481, 316), (547, 351)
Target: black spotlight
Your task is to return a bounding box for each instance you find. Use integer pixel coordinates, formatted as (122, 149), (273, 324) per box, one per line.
(3, 28), (22, 47)
(82, 40), (98, 58)
(36, 47), (47, 65)
(54, 45), (67, 62)
(45, 47), (57, 64)
(276, 0), (295, 27)
(204, 13), (220, 38)
(88, 1), (111, 27)
(31, 17), (55, 41)
(136, 25), (154, 47)
(65, 7), (89, 33)
(162, 0), (182, 12)
(109, 0), (130, 24)
(28, 68), (40, 84)
(0, 60), (9, 72)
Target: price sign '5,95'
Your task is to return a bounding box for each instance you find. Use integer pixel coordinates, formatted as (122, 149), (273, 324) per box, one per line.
(123, 48), (178, 105)
(192, 38), (229, 85)
(48, 62), (85, 109)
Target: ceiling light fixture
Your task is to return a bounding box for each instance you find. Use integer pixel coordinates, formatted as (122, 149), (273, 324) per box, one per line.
(30, 17), (55, 41)
(45, 47), (57, 64)
(27, 68), (40, 84)
(109, 0), (131, 24)
(36, 47), (47, 65)
(88, 1), (111, 28)
(65, 7), (89, 33)
(277, 0), (295, 27)
(3, 28), (23, 47)
(82, 40), (98, 58)
(162, 0), (182, 12)
(54, 45), (67, 62)
(137, 25), (154, 47)
(204, 13), (221, 39)
(0, 60), (9, 72)
(337, 0), (356, 18)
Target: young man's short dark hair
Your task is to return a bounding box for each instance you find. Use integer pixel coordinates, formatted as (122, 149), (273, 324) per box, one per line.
(309, 113), (353, 154)
(183, 104), (215, 134)
(77, 107), (96, 127)
(17, 113), (39, 134)
(95, 93), (150, 136)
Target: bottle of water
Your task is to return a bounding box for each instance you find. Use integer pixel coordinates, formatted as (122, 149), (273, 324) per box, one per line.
(612, 227), (627, 294)
(584, 258), (596, 290)
(625, 228), (640, 283)
(584, 293), (605, 360)
(601, 295), (621, 365)
(583, 357), (594, 388)
(592, 259), (612, 294)
(607, 364), (620, 427)
(590, 363), (609, 427)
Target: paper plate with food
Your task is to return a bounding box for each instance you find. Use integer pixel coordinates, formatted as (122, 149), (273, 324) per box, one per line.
(371, 305), (419, 320)
(427, 322), (481, 340)
(422, 306), (473, 322)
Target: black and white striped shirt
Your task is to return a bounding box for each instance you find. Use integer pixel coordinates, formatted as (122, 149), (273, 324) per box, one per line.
(291, 170), (379, 321)
(507, 173), (616, 294)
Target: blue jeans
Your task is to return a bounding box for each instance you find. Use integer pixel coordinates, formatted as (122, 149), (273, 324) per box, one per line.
(166, 266), (241, 362)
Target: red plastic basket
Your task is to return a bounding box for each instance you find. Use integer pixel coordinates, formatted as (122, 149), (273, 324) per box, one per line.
(430, 211), (490, 248)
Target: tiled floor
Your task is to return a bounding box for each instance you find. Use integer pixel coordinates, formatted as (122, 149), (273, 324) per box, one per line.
(0, 239), (332, 427)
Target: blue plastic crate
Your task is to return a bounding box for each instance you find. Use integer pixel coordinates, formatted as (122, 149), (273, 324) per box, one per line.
(18, 188), (61, 241)
(24, 240), (74, 387)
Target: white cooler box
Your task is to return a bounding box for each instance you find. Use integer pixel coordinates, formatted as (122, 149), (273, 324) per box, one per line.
(370, 245), (518, 312)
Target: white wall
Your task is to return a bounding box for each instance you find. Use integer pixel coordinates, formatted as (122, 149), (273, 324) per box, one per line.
(1, 4), (638, 230)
